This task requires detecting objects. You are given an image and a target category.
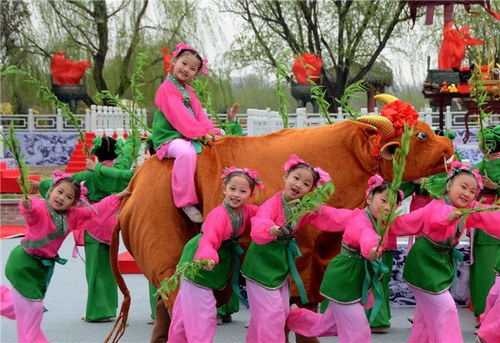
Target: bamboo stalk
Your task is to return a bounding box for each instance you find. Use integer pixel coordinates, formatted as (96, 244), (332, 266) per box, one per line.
(156, 259), (212, 302)
(1, 122), (31, 199)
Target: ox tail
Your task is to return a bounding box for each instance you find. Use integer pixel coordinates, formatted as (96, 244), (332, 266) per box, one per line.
(104, 221), (130, 343)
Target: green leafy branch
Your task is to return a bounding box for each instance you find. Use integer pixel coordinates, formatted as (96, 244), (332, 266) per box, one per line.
(308, 73), (332, 124)
(0, 123), (30, 199)
(282, 181), (335, 228)
(95, 52), (151, 165)
(191, 78), (229, 134)
(375, 123), (414, 252)
(335, 80), (367, 120)
(275, 51), (291, 128)
(156, 259), (212, 302)
(1, 66), (90, 157)
(470, 66), (494, 177)
(459, 199), (500, 219)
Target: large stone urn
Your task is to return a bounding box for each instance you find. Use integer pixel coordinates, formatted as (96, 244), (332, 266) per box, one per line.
(52, 83), (87, 114)
(290, 81), (319, 113)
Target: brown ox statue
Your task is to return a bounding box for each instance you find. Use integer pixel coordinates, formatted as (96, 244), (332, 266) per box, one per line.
(106, 96), (455, 342)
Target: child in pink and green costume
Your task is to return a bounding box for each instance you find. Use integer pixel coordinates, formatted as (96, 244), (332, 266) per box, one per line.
(153, 42), (221, 223)
(241, 154), (353, 343)
(477, 250), (500, 343)
(287, 175), (403, 343)
(168, 167), (264, 343)
(35, 135), (137, 322)
(0, 171), (129, 342)
(389, 161), (500, 343)
(470, 125), (500, 322)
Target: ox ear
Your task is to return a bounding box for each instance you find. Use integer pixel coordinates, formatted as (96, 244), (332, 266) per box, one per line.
(379, 142), (400, 160)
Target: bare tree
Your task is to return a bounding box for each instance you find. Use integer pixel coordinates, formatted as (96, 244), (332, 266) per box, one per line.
(22, 0), (215, 100)
(220, 0), (412, 110)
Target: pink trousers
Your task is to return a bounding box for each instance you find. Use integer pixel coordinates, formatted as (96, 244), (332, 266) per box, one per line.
(245, 279), (290, 343)
(157, 138), (198, 208)
(409, 287), (463, 343)
(0, 285), (48, 343)
(168, 279), (216, 343)
(287, 300), (370, 343)
(478, 276), (500, 343)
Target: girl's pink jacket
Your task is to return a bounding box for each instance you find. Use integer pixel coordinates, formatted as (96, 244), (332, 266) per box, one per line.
(390, 199), (500, 242)
(155, 79), (221, 139)
(19, 195), (121, 259)
(250, 191), (355, 244)
(194, 204), (259, 265)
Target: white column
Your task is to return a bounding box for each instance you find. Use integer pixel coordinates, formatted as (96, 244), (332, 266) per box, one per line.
(28, 109), (35, 132)
(445, 105), (452, 130)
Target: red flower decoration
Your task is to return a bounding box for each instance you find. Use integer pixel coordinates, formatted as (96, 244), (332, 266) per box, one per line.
(380, 100), (419, 137)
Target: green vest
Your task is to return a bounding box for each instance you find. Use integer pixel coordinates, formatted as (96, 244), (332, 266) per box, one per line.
(178, 233), (234, 290)
(241, 238), (292, 289)
(320, 243), (368, 303)
(403, 236), (463, 293)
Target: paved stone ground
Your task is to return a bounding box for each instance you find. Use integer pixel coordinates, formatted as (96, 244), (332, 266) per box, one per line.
(1, 236), (479, 343)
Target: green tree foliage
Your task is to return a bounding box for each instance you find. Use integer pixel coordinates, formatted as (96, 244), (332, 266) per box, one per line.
(3, 0), (224, 115)
(220, 0), (412, 110)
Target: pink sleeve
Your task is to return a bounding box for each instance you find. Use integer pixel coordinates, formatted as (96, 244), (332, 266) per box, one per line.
(73, 195), (120, 227)
(390, 206), (427, 236)
(187, 86), (221, 136)
(305, 206), (355, 233)
(250, 194), (283, 244)
(19, 197), (43, 225)
(359, 226), (381, 259)
(155, 80), (213, 138)
(466, 211), (500, 238)
(194, 207), (230, 264)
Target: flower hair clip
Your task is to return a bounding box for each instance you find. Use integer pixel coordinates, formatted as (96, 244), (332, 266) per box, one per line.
(172, 42), (208, 75)
(284, 154), (331, 186)
(221, 166), (265, 190)
(446, 161), (483, 191)
(53, 169), (72, 184)
(78, 181), (98, 214)
(365, 174), (404, 204)
(365, 174), (384, 198)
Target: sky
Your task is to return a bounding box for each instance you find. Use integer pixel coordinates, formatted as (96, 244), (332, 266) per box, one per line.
(199, 2), (441, 88)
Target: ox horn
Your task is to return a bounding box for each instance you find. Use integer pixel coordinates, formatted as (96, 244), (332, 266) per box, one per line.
(357, 115), (395, 138)
(374, 93), (398, 104)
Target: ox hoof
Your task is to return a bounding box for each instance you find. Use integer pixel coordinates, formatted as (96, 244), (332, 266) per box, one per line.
(182, 206), (204, 223)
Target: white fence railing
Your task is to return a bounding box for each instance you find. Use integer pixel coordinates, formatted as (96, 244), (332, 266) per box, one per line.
(1, 105), (499, 137)
(0, 105), (148, 133)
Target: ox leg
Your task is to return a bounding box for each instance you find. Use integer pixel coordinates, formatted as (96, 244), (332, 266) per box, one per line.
(150, 297), (171, 343)
(287, 299), (320, 343)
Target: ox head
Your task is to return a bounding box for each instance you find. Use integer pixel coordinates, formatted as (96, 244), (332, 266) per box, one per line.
(358, 94), (455, 182)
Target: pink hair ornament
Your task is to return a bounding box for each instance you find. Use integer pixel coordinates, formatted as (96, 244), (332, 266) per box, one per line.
(221, 166), (265, 190)
(365, 174), (404, 205)
(172, 42), (208, 75)
(283, 154), (331, 186)
(446, 161), (483, 192)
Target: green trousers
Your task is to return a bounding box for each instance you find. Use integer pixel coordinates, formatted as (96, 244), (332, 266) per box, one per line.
(470, 241), (500, 317)
(217, 292), (240, 316)
(84, 232), (118, 321)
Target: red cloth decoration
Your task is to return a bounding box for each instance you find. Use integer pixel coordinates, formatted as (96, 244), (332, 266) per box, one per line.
(292, 54), (323, 84)
(162, 48), (173, 76)
(438, 22), (483, 70)
(380, 100), (419, 138)
(408, 1), (499, 27)
(51, 51), (91, 85)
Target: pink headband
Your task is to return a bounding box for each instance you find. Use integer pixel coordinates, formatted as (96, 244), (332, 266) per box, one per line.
(283, 154), (331, 186)
(365, 174), (404, 205)
(446, 161), (484, 192)
(221, 166), (265, 190)
(172, 42), (208, 75)
(52, 169), (89, 203)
